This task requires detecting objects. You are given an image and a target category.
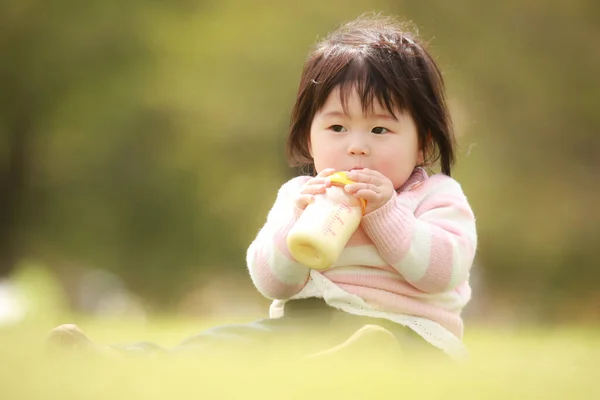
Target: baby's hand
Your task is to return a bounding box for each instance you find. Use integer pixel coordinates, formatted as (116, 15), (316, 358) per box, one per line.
(344, 168), (395, 214)
(295, 168), (336, 210)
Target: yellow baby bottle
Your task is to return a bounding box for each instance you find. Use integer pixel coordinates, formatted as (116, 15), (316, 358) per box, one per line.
(287, 172), (366, 270)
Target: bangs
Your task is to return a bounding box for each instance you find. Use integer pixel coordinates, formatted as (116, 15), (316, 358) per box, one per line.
(311, 51), (415, 120)
(336, 59), (411, 119)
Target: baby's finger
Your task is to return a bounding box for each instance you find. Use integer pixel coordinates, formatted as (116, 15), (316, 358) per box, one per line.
(356, 168), (386, 178)
(300, 183), (329, 195)
(353, 189), (380, 204)
(316, 168), (336, 178)
(344, 182), (380, 194)
(348, 168), (387, 186)
(295, 194), (315, 210)
(306, 177), (331, 187)
(346, 170), (382, 186)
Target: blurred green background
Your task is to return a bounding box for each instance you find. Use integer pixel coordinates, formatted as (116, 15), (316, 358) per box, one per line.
(1, 0), (599, 329)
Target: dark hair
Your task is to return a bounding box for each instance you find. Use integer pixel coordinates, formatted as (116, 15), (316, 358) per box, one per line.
(287, 14), (456, 176)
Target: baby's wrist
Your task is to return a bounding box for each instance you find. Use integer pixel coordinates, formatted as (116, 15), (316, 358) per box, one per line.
(363, 195), (397, 220)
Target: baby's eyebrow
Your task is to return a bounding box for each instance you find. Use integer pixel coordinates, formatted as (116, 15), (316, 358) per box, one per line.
(320, 110), (348, 119)
(321, 110), (398, 121)
(371, 113), (398, 121)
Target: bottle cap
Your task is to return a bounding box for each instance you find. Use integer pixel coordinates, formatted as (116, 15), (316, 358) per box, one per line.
(328, 171), (367, 214)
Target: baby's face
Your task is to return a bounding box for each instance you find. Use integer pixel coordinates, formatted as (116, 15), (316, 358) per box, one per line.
(309, 87), (423, 189)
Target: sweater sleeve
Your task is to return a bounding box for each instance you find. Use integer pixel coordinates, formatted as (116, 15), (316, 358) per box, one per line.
(246, 176), (312, 300)
(361, 175), (477, 293)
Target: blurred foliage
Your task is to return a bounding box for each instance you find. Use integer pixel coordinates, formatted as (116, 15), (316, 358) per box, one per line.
(1, 319), (599, 399)
(0, 0), (598, 319)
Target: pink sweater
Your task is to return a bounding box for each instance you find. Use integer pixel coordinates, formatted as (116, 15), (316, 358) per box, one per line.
(246, 168), (477, 339)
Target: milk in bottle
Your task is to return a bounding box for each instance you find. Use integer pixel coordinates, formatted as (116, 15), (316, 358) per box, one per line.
(287, 172), (365, 270)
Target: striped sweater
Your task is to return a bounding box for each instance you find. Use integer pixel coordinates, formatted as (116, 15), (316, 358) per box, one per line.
(246, 167), (477, 340)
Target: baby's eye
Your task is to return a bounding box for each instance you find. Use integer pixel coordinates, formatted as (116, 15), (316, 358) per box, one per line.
(329, 125), (347, 133)
(371, 126), (390, 134)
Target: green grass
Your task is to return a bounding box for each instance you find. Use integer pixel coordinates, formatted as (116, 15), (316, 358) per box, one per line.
(1, 316), (598, 399)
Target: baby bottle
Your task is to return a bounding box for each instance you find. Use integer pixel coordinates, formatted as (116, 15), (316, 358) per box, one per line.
(287, 171), (366, 270)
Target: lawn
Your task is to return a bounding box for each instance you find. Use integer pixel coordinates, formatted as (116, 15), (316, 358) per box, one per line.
(0, 316), (598, 399)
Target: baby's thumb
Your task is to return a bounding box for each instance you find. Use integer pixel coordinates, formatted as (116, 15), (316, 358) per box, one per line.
(295, 194), (314, 210)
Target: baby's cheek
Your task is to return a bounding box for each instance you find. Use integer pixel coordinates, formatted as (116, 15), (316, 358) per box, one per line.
(375, 162), (411, 189)
(371, 160), (395, 180)
(314, 153), (343, 172)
